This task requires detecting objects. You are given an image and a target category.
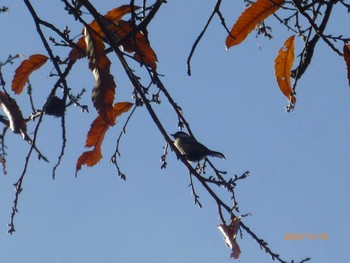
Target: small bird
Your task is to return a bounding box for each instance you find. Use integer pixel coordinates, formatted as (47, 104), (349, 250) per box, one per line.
(171, 131), (226, 162)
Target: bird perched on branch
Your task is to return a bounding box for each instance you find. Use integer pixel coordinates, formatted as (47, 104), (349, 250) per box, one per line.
(171, 131), (226, 162)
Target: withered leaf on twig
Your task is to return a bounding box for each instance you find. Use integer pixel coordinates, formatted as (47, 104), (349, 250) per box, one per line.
(218, 216), (241, 260)
(11, 54), (48, 94)
(76, 102), (133, 175)
(226, 0), (285, 48)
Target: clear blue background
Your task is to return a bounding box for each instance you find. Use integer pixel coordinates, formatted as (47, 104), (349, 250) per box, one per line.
(1, 1), (349, 262)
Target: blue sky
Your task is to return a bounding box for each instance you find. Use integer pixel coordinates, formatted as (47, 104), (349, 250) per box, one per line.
(1, 0), (350, 262)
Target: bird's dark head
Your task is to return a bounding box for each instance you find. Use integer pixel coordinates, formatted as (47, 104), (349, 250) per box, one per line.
(171, 131), (190, 139)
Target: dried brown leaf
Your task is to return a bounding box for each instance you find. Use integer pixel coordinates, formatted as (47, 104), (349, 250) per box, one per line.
(69, 37), (86, 61)
(75, 148), (103, 172)
(218, 216), (241, 259)
(226, 0), (284, 48)
(11, 54), (48, 94)
(0, 91), (27, 138)
(116, 20), (158, 69)
(76, 102), (133, 175)
(84, 27), (116, 124)
(69, 5), (139, 60)
(274, 35), (296, 103)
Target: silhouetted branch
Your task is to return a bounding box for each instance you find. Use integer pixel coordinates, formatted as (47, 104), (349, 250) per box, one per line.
(6, 0), (343, 261)
(187, 0), (223, 76)
(110, 104), (137, 180)
(8, 0), (75, 233)
(78, 0), (295, 261)
(291, 0), (339, 80)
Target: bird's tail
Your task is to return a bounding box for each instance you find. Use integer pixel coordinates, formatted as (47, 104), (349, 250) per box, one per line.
(209, 151), (226, 160)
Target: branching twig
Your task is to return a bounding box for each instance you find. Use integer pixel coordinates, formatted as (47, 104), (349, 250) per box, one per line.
(188, 172), (202, 208)
(8, 0), (73, 233)
(291, 0), (339, 80)
(187, 0), (222, 76)
(110, 104), (137, 180)
(8, 1), (326, 261)
(51, 114), (67, 180)
(79, 1), (292, 261)
(160, 142), (168, 169)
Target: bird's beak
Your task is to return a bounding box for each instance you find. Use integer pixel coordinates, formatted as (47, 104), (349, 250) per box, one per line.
(170, 134), (175, 137)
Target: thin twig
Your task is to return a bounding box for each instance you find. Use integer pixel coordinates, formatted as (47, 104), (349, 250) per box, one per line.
(79, 1), (290, 261)
(187, 0), (222, 76)
(110, 104), (137, 180)
(8, 0), (72, 233)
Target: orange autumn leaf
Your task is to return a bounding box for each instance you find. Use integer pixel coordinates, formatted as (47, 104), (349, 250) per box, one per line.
(0, 91), (27, 139)
(97, 5), (140, 34)
(218, 216), (241, 260)
(11, 54), (48, 94)
(68, 5), (157, 69)
(75, 102), (133, 175)
(274, 35), (296, 103)
(69, 37), (86, 61)
(343, 44), (350, 86)
(76, 148), (102, 171)
(84, 26), (116, 125)
(85, 102), (133, 147)
(69, 5), (139, 61)
(226, 0), (284, 48)
(116, 20), (158, 69)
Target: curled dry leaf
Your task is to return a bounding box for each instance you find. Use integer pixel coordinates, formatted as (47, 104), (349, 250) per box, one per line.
(0, 91), (27, 139)
(226, 0), (284, 48)
(11, 54), (48, 94)
(75, 102), (133, 175)
(115, 20), (158, 69)
(343, 44), (350, 86)
(69, 5), (140, 61)
(69, 37), (86, 61)
(76, 148), (102, 171)
(68, 5), (157, 69)
(274, 35), (296, 103)
(218, 216), (241, 260)
(84, 26), (116, 125)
